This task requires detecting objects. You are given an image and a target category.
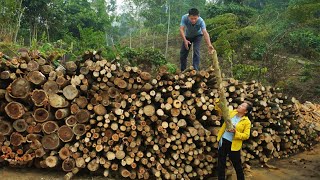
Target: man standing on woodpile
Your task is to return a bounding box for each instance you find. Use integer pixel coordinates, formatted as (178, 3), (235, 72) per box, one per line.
(179, 8), (215, 71)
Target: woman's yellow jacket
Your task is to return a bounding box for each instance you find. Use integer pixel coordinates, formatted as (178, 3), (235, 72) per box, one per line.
(217, 110), (251, 151)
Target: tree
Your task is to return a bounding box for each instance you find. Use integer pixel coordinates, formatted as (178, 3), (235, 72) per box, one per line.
(0, 0), (24, 43)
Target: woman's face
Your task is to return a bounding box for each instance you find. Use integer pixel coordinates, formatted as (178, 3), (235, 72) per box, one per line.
(237, 102), (248, 114)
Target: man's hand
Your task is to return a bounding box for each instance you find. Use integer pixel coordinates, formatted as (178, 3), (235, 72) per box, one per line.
(208, 44), (215, 54)
(184, 40), (191, 50)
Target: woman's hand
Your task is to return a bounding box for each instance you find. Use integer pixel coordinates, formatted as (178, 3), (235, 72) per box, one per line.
(227, 128), (236, 133)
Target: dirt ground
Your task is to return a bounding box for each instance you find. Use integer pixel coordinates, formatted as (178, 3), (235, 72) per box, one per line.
(1, 143), (320, 180)
(245, 143), (320, 180)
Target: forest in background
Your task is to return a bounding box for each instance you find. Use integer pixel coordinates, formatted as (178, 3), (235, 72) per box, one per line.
(0, 0), (319, 102)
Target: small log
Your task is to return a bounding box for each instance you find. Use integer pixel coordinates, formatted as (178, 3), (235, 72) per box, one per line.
(75, 157), (85, 168)
(106, 152), (116, 160)
(62, 158), (76, 172)
(42, 121), (59, 134)
(9, 78), (31, 98)
(73, 124), (86, 136)
(58, 125), (74, 142)
(55, 108), (70, 120)
(56, 76), (69, 89)
(116, 150), (126, 160)
(64, 167), (79, 180)
(114, 78), (127, 89)
(0, 120), (13, 136)
(144, 105), (155, 117)
(65, 61), (77, 73)
(75, 96), (88, 109)
(177, 119), (187, 128)
(173, 100), (182, 109)
(93, 104), (107, 116)
(27, 71), (46, 85)
(12, 119), (28, 132)
(45, 155), (59, 168)
(63, 85), (79, 100)
(103, 169), (109, 177)
(65, 116), (77, 127)
(27, 60), (39, 72)
(70, 104), (80, 114)
(87, 159), (99, 171)
(49, 94), (69, 108)
(43, 80), (59, 94)
(120, 167), (131, 178)
(31, 89), (48, 107)
(171, 108), (180, 117)
(35, 148), (46, 158)
(34, 108), (53, 122)
(10, 132), (24, 146)
(0, 71), (10, 79)
(75, 110), (90, 123)
(5, 102), (25, 119)
(20, 50), (30, 62)
(42, 133), (60, 150)
(140, 72), (152, 81)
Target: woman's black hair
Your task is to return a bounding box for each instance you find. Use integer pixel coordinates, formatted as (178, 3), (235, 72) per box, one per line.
(245, 101), (253, 120)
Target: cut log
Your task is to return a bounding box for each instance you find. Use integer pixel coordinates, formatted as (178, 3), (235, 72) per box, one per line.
(65, 116), (77, 127)
(75, 110), (90, 123)
(114, 78), (127, 89)
(0, 120), (13, 136)
(27, 71), (46, 85)
(45, 155), (59, 168)
(116, 150), (126, 160)
(63, 85), (79, 100)
(12, 119), (28, 132)
(42, 121), (59, 134)
(42, 133), (60, 150)
(73, 124), (86, 136)
(65, 61), (77, 73)
(31, 89), (48, 107)
(43, 80), (59, 94)
(55, 108), (70, 120)
(93, 104), (107, 116)
(87, 159), (99, 171)
(49, 94), (69, 108)
(5, 102), (25, 119)
(58, 125), (74, 142)
(34, 108), (53, 122)
(62, 158), (76, 172)
(10, 132), (24, 146)
(64, 167), (79, 180)
(8, 78), (31, 98)
(120, 167), (131, 178)
(75, 96), (88, 109)
(144, 105), (155, 117)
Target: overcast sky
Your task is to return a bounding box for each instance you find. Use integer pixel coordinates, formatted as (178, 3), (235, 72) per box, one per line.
(115, 0), (125, 14)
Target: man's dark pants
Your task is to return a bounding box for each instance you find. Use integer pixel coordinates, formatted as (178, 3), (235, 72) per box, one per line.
(180, 35), (203, 71)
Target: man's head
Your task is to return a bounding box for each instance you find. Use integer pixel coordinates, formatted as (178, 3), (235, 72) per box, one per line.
(188, 8), (199, 25)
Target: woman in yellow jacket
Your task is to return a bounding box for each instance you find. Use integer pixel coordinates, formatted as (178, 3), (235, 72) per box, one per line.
(217, 101), (252, 180)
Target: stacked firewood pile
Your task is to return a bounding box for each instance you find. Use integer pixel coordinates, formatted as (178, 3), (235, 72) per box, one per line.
(294, 100), (320, 123)
(0, 50), (319, 179)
